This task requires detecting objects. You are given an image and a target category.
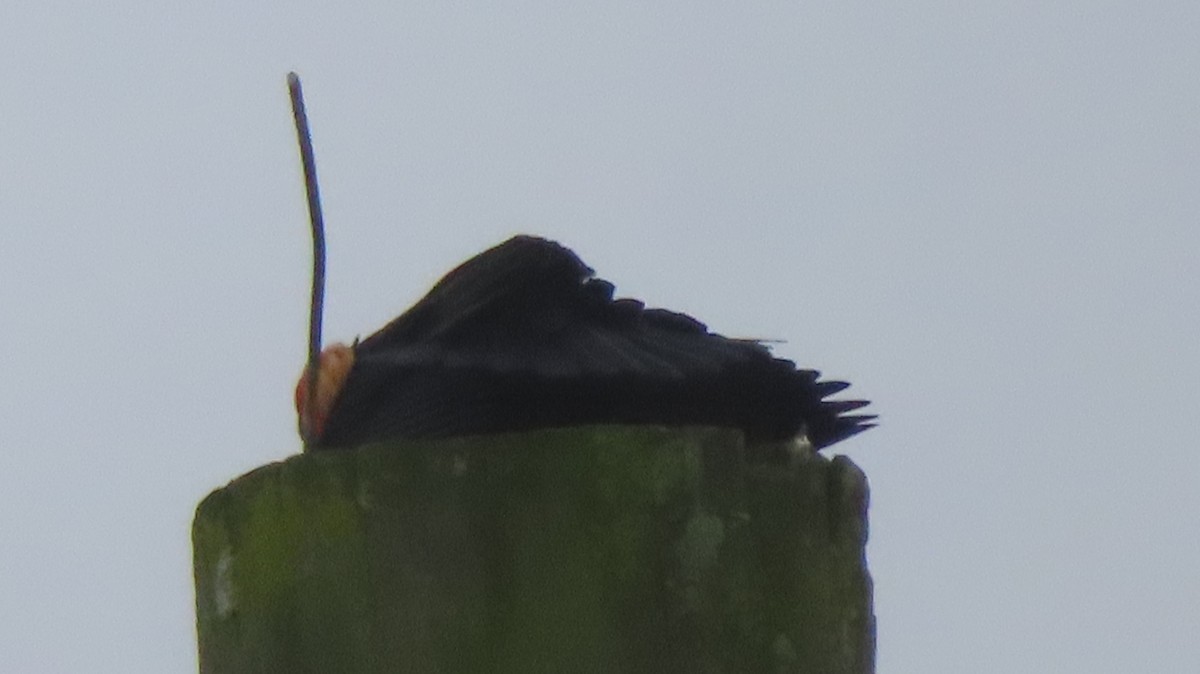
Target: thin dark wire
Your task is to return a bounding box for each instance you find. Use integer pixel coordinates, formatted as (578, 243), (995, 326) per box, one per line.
(288, 72), (326, 447)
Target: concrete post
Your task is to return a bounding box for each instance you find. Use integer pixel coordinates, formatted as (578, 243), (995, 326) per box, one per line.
(193, 426), (872, 673)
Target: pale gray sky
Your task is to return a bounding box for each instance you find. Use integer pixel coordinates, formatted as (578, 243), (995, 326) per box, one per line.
(2, 2), (1197, 672)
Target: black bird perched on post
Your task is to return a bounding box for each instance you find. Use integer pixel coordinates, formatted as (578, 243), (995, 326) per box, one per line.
(295, 235), (874, 451)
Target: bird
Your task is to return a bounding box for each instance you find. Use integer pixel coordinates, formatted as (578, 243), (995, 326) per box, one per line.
(295, 235), (874, 452)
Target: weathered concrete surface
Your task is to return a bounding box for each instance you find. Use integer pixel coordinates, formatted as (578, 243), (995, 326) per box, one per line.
(193, 426), (872, 674)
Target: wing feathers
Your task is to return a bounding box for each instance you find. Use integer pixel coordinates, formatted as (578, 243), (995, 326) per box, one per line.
(316, 236), (874, 451)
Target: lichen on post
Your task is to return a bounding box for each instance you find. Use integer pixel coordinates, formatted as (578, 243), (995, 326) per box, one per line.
(193, 425), (873, 674)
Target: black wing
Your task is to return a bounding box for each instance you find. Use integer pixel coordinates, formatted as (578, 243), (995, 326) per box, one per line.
(318, 236), (874, 449)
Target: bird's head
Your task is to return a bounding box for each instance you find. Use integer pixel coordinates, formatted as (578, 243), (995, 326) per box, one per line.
(295, 342), (356, 446)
